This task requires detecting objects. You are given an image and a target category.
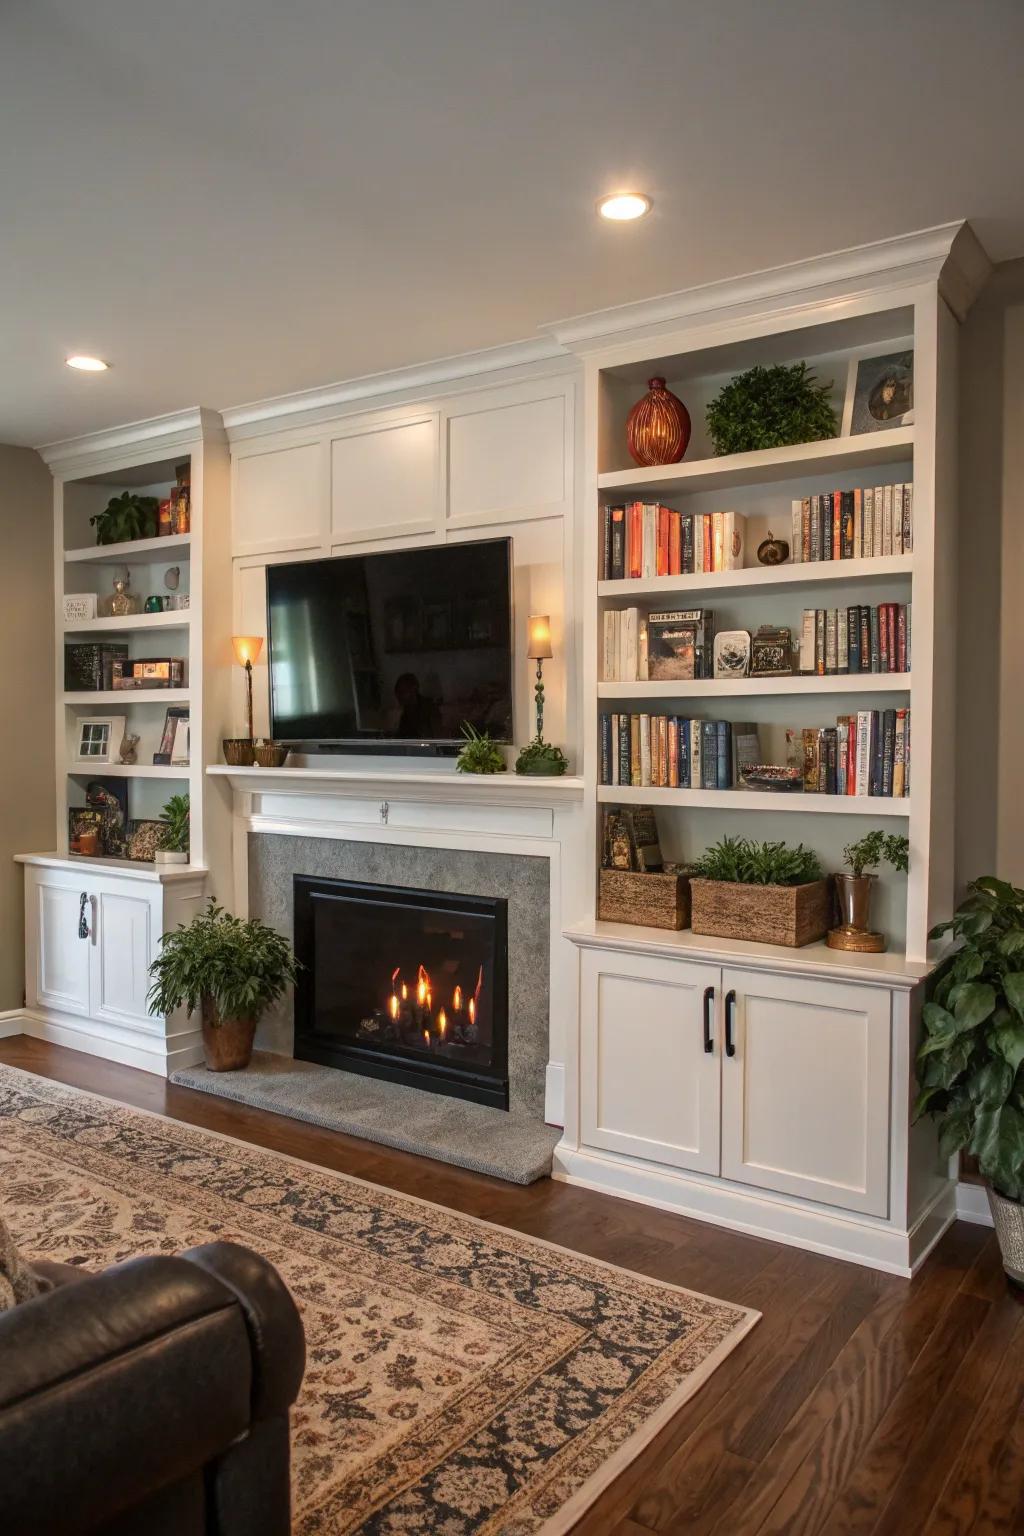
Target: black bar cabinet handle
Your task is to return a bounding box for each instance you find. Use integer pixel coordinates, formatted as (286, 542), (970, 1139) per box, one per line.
(702, 985), (714, 1053)
(725, 989), (737, 1057)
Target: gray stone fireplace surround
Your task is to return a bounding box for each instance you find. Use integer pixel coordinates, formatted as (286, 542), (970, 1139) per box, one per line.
(172, 835), (562, 1182)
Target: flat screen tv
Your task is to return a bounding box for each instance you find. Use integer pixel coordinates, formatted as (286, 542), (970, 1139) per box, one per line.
(267, 537), (513, 750)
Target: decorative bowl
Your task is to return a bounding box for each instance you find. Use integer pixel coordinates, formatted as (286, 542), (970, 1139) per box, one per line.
(222, 738), (256, 766)
(253, 741), (289, 768)
(740, 764), (803, 793)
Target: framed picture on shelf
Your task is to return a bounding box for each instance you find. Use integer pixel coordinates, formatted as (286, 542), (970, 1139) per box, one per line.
(169, 715), (191, 766)
(71, 714), (127, 766)
(63, 593), (98, 624)
(842, 344), (914, 435)
(154, 706), (189, 765)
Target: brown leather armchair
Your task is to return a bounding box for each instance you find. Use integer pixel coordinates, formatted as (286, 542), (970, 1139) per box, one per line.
(0, 1241), (305, 1536)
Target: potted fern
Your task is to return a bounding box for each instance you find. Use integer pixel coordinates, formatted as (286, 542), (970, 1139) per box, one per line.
(455, 723), (507, 774)
(915, 877), (1024, 1287)
(154, 792), (190, 865)
(689, 836), (828, 947)
(148, 899), (299, 1071)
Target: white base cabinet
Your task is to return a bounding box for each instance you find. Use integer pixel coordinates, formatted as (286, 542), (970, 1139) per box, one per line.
(564, 937), (951, 1276)
(19, 856), (208, 1075)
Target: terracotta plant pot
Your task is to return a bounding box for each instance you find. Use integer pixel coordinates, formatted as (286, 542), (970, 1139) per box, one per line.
(201, 997), (257, 1071)
(834, 872), (875, 931)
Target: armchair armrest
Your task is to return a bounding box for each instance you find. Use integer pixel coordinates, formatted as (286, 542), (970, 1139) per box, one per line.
(0, 1242), (303, 1536)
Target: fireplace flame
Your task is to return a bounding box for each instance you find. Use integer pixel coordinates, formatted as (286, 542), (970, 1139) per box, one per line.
(468, 996), (476, 1026)
(388, 993), (399, 1021)
(474, 965), (484, 1003)
(438, 1008), (447, 1038)
(416, 963), (429, 1008)
(453, 985), (462, 1011)
(423, 1029), (430, 1048)
(391, 966), (401, 984)
(401, 982), (408, 1001)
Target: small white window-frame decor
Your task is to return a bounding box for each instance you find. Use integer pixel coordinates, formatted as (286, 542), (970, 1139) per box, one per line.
(72, 715), (127, 766)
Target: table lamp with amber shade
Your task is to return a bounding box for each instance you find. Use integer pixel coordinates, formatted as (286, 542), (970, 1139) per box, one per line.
(514, 614), (567, 775)
(222, 635), (264, 765)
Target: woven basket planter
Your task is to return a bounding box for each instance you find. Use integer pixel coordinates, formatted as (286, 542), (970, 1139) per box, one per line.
(598, 870), (691, 931)
(689, 877), (830, 948)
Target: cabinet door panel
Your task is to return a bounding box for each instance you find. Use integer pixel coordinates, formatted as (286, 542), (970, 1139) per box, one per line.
(234, 440), (324, 556)
(91, 888), (159, 1031)
(447, 394), (567, 525)
(35, 881), (90, 1016)
(580, 949), (720, 1174)
(330, 415), (439, 544)
(720, 968), (891, 1216)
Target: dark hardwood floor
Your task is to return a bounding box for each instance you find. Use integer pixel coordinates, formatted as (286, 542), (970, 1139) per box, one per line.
(2, 1036), (1022, 1534)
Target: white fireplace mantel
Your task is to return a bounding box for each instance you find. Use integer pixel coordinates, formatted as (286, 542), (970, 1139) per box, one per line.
(207, 761), (588, 1128)
(206, 763), (584, 805)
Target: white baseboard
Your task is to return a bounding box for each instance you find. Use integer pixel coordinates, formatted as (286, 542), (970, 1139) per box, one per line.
(553, 1142), (956, 1277)
(955, 1181), (994, 1226)
(0, 1009), (28, 1039)
(15, 1009), (193, 1078)
(544, 1060), (565, 1128)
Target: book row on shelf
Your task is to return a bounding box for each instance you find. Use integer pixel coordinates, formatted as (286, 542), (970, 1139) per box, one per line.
(792, 483), (912, 564)
(598, 482), (913, 581)
(599, 707), (911, 799)
(602, 603), (910, 683)
(799, 604), (910, 676)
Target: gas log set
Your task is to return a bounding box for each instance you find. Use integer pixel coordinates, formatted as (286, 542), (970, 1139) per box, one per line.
(357, 963), (485, 1056)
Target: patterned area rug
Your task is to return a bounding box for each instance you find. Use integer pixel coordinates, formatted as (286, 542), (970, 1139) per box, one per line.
(0, 1066), (758, 1534)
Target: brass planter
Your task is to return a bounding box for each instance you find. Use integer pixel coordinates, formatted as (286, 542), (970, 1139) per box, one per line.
(834, 872), (875, 931)
(201, 997), (256, 1072)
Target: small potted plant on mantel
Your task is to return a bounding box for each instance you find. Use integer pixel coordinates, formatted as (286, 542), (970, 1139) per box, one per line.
(688, 835), (829, 948)
(915, 876), (1024, 1289)
(154, 792), (190, 866)
(148, 899), (299, 1072)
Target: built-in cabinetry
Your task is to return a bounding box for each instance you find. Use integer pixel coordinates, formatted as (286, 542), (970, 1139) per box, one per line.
(13, 409), (233, 1073)
(18, 854), (207, 1073)
(553, 222), (991, 1273)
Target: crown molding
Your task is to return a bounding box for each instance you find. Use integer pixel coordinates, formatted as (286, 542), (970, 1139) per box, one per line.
(220, 335), (569, 436)
(544, 221), (991, 353)
(39, 405), (226, 479)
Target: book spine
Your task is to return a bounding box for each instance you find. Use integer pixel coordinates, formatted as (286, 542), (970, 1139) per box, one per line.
(855, 712), (871, 796)
(791, 500), (803, 562)
(639, 714), (652, 787)
(815, 609), (826, 675)
(883, 484), (894, 556)
(800, 609), (816, 673)
(821, 495), (833, 561)
(618, 716), (632, 785)
(802, 728), (818, 792)
(659, 715), (669, 787)
(630, 715), (640, 786)
(893, 484), (904, 556)
(703, 514), (713, 573)
(870, 710), (882, 796)
(825, 608), (838, 674)
(690, 720), (701, 789)
(878, 604), (889, 672)
(837, 608), (849, 673)
(897, 605), (907, 672)
(847, 607), (860, 673)
(722, 512), (741, 570)
(869, 607), (881, 672)
(893, 709), (907, 798)
(716, 720), (731, 789)
(668, 509), (682, 576)
(863, 487), (873, 559)
(610, 505), (626, 581)
(859, 607), (871, 671)
(841, 490), (855, 558)
(679, 719), (690, 788)
(873, 488), (884, 558)
(853, 488), (863, 559)
(682, 513), (694, 574)
(824, 727), (838, 795)
(881, 709), (896, 796)
(599, 715), (611, 784)
(668, 718), (679, 787)
(802, 497), (812, 562)
(642, 504), (657, 579)
(601, 506), (611, 580)
(832, 491), (842, 560)
(701, 722), (717, 789)
(903, 484), (913, 553)
(656, 506), (670, 577)
(712, 513), (724, 573)
(810, 495), (820, 562)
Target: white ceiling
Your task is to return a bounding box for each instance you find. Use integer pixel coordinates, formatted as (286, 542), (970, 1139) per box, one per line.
(3, 0), (1023, 447)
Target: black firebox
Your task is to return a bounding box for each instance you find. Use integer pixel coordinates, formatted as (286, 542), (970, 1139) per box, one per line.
(293, 875), (509, 1110)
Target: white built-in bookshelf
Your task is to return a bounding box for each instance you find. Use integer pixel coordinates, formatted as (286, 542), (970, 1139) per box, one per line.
(581, 269), (970, 966)
(46, 409), (233, 878)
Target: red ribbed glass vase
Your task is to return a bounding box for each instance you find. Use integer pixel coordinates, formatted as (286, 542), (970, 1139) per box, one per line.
(626, 377), (691, 467)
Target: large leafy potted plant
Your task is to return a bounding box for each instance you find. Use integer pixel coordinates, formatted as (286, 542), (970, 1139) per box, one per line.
(90, 492), (160, 545)
(915, 876), (1024, 1287)
(148, 900), (299, 1072)
(688, 835), (828, 947)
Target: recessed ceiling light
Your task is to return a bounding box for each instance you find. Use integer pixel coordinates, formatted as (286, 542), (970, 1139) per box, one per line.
(597, 192), (651, 222)
(66, 355), (109, 372)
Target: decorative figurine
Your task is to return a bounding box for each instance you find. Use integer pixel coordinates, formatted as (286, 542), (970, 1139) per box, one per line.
(757, 530), (791, 565)
(118, 733), (140, 765)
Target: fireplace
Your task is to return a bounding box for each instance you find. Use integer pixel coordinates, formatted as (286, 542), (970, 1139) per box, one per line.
(293, 875), (509, 1109)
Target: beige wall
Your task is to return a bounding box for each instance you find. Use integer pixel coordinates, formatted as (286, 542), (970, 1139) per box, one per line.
(0, 446), (54, 1011)
(957, 258), (1024, 893)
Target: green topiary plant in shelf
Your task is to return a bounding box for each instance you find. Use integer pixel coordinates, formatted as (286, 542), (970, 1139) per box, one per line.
(705, 362), (838, 456)
(90, 492), (160, 545)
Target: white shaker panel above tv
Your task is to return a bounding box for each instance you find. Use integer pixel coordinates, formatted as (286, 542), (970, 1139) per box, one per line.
(446, 386), (569, 527)
(233, 438), (325, 557)
(330, 412), (440, 546)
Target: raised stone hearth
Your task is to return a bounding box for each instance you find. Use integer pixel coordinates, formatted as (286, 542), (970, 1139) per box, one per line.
(172, 833), (562, 1181)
